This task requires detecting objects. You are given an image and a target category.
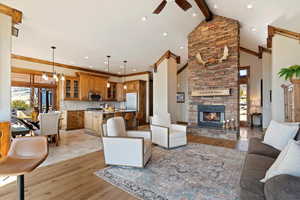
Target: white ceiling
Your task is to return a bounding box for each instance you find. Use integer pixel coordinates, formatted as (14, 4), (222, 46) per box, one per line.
(1, 0), (300, 74)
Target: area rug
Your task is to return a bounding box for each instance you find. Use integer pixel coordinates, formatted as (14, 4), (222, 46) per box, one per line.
(95, 143), (245, 200)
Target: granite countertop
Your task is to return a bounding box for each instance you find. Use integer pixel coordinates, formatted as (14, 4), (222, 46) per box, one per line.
(85, 109), (136, 114)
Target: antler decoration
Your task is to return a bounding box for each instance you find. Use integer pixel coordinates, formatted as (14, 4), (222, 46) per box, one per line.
(196, 52), (207, 66)
(218, 45), (229, 63)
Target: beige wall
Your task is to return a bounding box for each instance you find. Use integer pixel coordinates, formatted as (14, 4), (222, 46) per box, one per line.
(0, 13), (12, 121)
(272, 35), (300, 122)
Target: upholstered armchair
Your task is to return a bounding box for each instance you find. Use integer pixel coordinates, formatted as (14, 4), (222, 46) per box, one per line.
(150, 113), (187, 149)
(102, 117), (152, 168)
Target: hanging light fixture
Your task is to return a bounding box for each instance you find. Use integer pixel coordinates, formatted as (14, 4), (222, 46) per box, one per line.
(106, 55), (111, 88)
(42, 72), (48, 80)
(123, 60), (127, 90)
(51, 46), (59, 82)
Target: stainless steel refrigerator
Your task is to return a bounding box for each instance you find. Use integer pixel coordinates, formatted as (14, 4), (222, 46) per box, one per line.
(125, 93), (138, 111)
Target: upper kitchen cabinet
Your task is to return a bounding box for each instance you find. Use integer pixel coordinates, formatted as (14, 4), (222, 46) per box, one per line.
(63, 76), (80, 100)
(77, 72), (108, 101)
(106, 82), (117, 101)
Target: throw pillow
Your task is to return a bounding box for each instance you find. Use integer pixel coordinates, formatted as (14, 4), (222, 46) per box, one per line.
(261, 140), (300, 183)
(263, 120), (299, 151)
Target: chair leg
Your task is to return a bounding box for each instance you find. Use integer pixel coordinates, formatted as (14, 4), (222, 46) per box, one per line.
(17, 175), (24, 200)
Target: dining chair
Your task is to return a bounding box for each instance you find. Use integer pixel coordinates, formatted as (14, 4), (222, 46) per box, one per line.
(34, 112), (60, 146)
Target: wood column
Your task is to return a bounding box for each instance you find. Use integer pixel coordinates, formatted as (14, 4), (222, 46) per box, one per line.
(0, 122), (10, 158)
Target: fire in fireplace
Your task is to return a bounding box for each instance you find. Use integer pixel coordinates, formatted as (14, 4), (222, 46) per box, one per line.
(198, 105), (225, 128)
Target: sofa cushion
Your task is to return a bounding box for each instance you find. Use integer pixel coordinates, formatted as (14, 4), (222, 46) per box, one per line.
(264, 174), (300, 200)
(240, 154), (275, 197)
(248, 138), (280, 159)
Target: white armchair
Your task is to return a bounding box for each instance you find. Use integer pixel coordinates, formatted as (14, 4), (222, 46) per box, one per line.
(102, 117), (152, 168)
(150, 113), (187, 149)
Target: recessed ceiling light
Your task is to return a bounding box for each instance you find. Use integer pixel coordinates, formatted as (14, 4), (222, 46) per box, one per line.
(133, 69), (137, 72)
(247, 4), (253, 9)
(180, 46), (184, 49)
(251, 27), (257, 32)
(163, 32), (168, 37)
(213, 4), (218, 9)
(84, 56), (89, 59)
(141, 16), (147, 21)
(89, 65), (93, 68)
(192, 13), (197, 17)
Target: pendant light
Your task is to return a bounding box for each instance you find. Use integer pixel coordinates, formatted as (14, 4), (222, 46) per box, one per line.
(51, 46), (59, 82)
(106, 55), (111, 88)
(123, 60), (127, 90)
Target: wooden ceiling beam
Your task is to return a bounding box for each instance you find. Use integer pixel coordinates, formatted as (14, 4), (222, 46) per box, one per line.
(11, 54), (151, 78)
(194, 0), (213, 21)
(0, 3), (22, 24)
(267, 25), (300, 48)
(240, 47), (260, 57)
(153, 50), (180, 72)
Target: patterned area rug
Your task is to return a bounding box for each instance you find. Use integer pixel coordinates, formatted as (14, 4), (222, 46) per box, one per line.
(95, 143), (245, 200)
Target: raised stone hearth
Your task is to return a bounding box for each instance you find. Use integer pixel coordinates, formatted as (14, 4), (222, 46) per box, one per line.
(187, 16), (240, 141)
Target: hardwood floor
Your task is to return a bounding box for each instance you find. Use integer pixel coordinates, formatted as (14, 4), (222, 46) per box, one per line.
(0, 128), (262, 200)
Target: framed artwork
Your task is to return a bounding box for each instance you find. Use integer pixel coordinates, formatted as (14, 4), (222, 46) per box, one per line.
(177, 92), (185, 103)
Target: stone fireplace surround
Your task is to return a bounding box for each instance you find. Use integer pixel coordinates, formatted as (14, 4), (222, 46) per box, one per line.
(187, 16), (240, 141)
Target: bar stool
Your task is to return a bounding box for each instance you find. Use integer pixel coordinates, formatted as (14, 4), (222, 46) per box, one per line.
(0, 136), (48, 200)
(124, 112), (134, 129)
(136, 112), (144, 129)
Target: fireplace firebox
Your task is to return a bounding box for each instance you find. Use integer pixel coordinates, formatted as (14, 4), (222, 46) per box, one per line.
(198, 105), (225, 128)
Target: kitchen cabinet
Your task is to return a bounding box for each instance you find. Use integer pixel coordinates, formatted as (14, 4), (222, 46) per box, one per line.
(124, 80), (147, 125)
(106, 82), (117, 101)
(78, 72), (108, 101)
(63, 76), (80, 100)
(62, 110), (84, 130)
(84, 111), (104, 136)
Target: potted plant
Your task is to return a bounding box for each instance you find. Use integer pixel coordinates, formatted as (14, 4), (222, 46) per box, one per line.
(278, 65), (300, 81)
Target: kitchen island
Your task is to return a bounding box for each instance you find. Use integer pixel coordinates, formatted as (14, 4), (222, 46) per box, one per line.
(84, 110), (136, 136)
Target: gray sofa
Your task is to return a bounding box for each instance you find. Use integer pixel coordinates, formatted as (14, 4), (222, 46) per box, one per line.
(240, 132), (300, 200)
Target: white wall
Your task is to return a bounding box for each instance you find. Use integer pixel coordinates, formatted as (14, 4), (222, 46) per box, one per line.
(272, 35), (300, 122)
(153, 59), (168, 115)
(0, 13), (12, 122)
(177, 67), (189, 122)
(262, 52), (272, 128)
(240, 51), (263, 112)
(168, 58), (178, 122)
(153, 57), (178, 121)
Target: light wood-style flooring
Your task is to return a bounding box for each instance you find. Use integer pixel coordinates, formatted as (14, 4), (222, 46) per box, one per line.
(0, 128), (262, 200)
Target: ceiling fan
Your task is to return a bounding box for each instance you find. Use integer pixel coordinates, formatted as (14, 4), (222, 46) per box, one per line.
(153, 0), (192, 14)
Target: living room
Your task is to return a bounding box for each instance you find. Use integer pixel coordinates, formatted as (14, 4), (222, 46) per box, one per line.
(0, 0), (300, 200)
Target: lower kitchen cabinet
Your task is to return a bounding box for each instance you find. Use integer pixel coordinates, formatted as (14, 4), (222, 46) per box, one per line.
(84, 111), (104, 136)
(62, 110), (84, 130)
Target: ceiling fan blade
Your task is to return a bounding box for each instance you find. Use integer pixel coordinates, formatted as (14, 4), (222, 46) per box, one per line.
(153, 0), (167, 14)
(175, 0), (192, 11)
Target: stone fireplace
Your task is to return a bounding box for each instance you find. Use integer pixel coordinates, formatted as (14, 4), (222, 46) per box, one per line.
(198, 105), (225, 128)
(187, 16), (240, 140)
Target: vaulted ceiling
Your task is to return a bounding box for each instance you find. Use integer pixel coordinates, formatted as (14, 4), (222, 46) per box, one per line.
(1, 0), (300, 74)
